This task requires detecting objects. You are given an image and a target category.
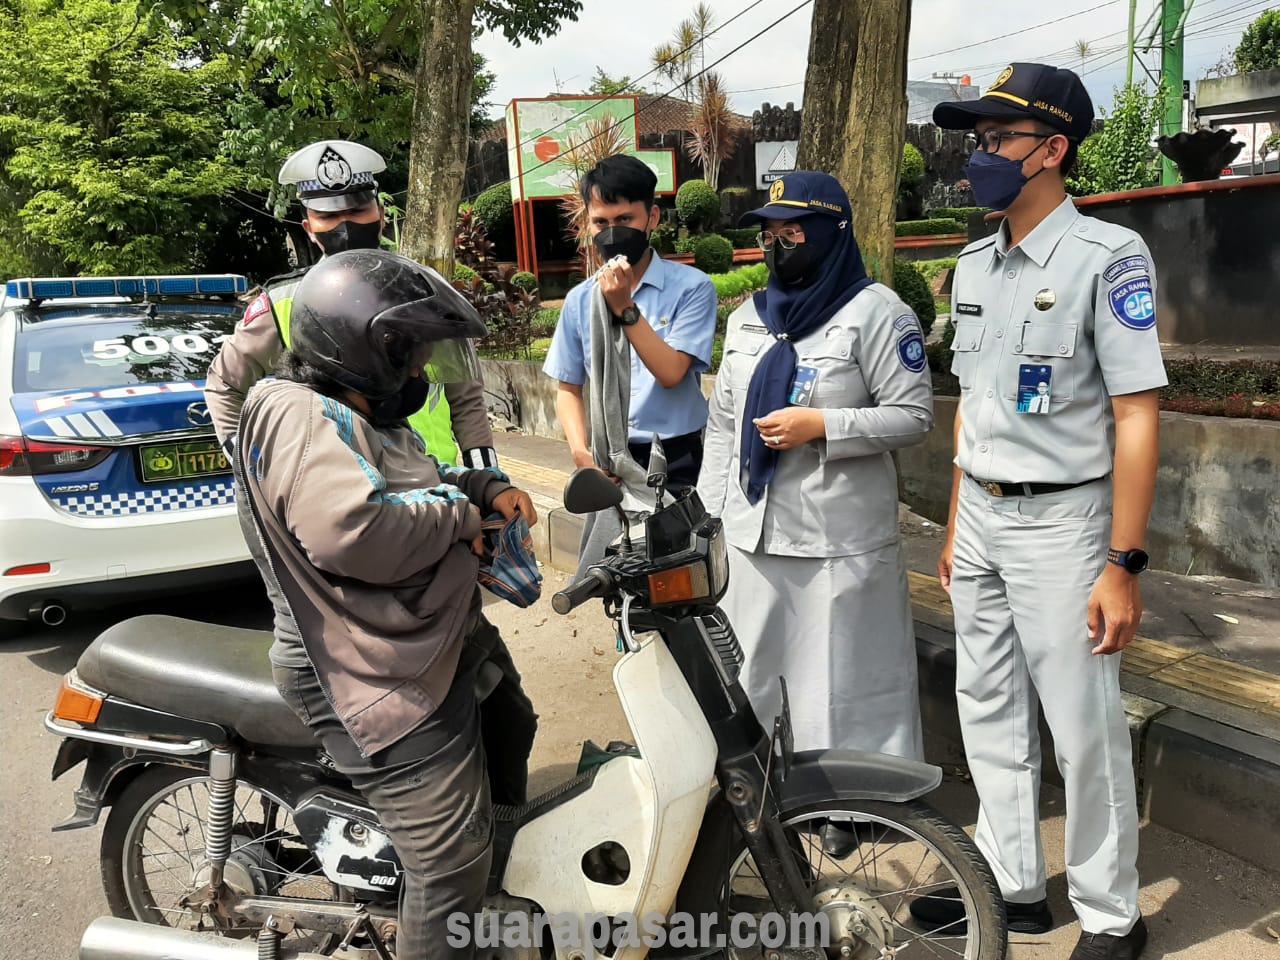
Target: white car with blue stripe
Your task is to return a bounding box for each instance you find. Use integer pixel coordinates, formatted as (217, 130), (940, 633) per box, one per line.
(1, 275), (257, 625)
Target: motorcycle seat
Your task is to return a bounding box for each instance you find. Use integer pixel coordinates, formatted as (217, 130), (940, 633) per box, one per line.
(76, 615), (318, 749)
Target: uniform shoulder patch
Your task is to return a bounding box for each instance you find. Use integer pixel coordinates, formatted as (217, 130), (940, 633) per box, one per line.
(1108, 274), (1156, 330)
(242, 292), (271, 327)
(897, 329), (927, 373)
(1102, 255), (1149, 283)
(893, 314), (919, 333)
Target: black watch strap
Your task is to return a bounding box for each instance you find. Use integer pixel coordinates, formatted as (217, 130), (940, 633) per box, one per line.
(1107, 548), (1149, 574)
(613, 304), (641, 326)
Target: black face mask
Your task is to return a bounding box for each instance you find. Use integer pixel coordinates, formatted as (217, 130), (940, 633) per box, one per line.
(765, 241), (823, 286)
(593, 226), (651, 266)
(312, 218), (383, 256)
(370, 376), (429, 426)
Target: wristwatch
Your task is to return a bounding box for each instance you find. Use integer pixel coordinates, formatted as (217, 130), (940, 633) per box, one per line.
(1107, 548), (1150, 574)
(612, 304), (641, 327)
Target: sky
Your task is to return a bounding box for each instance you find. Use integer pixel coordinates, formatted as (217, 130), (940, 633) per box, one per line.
(474, 0), (1274, 125)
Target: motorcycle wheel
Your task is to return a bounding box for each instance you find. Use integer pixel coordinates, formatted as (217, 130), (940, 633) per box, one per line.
(100, 763), (352, 954)
(689, 798), (1006, 960)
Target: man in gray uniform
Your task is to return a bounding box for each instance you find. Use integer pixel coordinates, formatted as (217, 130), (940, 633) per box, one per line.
(911, 64), (1166, 960)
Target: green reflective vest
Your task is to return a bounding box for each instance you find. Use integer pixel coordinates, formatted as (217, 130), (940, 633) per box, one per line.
(270, 276), (461, 465)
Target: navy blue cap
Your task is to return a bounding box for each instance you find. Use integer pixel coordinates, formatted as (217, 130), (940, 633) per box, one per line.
(933, 63), (1095, 142)
(739, 171), (852, 227)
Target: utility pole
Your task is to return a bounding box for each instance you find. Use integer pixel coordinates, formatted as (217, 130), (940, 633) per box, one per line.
(1160, 0), (1190, 185)
(1127, 0), (1138, 85)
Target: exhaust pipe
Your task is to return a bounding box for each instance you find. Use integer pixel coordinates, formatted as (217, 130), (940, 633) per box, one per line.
(79, 917), (332, 960)
(28, 601), (67, 627)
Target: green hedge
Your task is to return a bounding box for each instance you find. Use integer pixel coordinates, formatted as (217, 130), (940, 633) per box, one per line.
(916, 258), (958, 288)
(511, 271), (538, 292)
(693, 234), (734, 274)
(892, 258), (935, 329)
(720, 227), (759, 249)
(926, 206), (987, 223)
(676, 179), (721, 231)
(674, 236), (697, 255)
(895, 218), (966, 237)
(901, 143), (926, 189)
(454, 263), (479, 284)
(650, 222), (677, 254)
(472, 183), (514, 233)
(709, 263), (769, 300)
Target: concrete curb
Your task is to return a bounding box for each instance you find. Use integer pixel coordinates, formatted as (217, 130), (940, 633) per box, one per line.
(527, 487), (1280, 874)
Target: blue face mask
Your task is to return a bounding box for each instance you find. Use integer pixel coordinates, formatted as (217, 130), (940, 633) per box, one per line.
(963, 138), (1050, 211)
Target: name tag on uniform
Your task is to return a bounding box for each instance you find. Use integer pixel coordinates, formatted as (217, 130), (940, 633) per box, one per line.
(1016, 364), (1053, 415)
(956, 303), (984, 316)
(789, 365), (819, 406)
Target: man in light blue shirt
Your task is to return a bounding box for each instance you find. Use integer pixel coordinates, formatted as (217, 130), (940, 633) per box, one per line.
(543, 154), (717, 573)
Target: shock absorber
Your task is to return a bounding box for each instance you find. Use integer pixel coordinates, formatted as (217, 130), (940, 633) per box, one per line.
(203, 747), (239, 889)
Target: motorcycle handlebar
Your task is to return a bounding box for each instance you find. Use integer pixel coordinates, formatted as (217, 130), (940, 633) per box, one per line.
(551, 568), (614, 615)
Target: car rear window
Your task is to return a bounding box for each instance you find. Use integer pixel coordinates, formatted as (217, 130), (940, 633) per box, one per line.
(12, 305), (241, 393)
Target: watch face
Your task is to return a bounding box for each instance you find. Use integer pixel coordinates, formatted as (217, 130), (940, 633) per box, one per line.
(1126, 549), (1150, 573)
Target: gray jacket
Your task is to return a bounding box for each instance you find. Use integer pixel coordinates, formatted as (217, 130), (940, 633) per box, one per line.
(699, 284), (934, 558)
(238, 378), (513, 756)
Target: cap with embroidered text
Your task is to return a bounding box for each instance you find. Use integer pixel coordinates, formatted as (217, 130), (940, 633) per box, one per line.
(738, 171), (852, 227)
(278, 140), (387, 213)
(932, 63), (1094, 142)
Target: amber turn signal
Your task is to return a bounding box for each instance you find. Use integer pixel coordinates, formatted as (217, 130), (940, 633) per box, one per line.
(53, 672), (104, 725)
(648, 562), (711, 606)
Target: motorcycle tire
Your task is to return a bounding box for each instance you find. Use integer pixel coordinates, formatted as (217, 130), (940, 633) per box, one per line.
(676, 796), (1007, 960)
(100, 763), (350, 952)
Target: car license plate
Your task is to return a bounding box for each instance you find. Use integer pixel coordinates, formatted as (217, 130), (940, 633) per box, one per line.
(139, 438), (229, 483)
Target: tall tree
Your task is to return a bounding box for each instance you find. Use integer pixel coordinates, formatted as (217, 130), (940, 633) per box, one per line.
(401, 0), (475, 270)
(168, 0), (581, 267)
(797, 0), (912, 284)
(586, 67), (646, 97)
(0, 0), (250, 276)
(1234, 9), (1280, 72)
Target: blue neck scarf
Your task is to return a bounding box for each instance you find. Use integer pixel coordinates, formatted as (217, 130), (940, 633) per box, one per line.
(740, 217), (873, 504)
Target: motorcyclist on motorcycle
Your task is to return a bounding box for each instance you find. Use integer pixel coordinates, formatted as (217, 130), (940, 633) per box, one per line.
(235, 248), (539, 960)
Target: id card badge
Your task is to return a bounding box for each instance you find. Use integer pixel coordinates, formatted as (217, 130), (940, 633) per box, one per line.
(789, 365), (819, 406)
(1017, 364), (1052, 414)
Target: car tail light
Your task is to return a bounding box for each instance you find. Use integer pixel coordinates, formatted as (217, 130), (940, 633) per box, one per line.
(4, 563), (52, 576)
(0, 436), (110, 476)
(53, 671), (106, 725)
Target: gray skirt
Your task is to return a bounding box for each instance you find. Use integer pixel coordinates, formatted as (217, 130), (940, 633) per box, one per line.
(721, 540), (924, 760)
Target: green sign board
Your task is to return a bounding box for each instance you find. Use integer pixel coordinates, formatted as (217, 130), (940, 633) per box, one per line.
(506, 97), (677, 201)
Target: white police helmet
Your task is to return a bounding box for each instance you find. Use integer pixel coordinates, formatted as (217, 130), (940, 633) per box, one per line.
(278, 140), (387, 213)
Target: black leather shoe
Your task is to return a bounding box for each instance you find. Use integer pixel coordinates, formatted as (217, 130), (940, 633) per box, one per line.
(1070, 917), (1148, 960)
(909, 886), (1053, 934)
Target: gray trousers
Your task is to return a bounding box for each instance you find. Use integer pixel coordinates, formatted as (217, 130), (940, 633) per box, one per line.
(273, 613), (537, 959)
(950, 475), (1140, 936)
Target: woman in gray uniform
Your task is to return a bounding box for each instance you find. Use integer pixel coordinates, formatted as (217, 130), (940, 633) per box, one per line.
(698, 171), (934, 767)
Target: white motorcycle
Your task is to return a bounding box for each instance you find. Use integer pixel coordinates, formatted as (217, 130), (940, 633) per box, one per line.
(47, 453), (1006, 960)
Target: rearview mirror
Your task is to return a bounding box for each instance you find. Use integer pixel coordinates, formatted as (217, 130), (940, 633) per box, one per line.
(563, 467), (624, 515)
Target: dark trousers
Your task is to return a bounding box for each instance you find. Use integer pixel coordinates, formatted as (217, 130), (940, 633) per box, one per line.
(273, 607), (537, 959)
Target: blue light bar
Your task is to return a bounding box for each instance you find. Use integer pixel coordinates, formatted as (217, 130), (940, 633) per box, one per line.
(4, 275), (249, 301)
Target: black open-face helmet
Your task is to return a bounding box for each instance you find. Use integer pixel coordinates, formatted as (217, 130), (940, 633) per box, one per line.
(289, 249), (487, 402)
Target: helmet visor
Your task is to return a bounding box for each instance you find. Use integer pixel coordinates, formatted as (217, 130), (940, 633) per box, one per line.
(416, 336), (483, 384)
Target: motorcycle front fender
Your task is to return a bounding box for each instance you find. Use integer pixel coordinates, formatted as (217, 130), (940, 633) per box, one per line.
(779, 748), (942, 810)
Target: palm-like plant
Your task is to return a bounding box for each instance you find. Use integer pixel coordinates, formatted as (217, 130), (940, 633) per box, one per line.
(685, 72), (736, 190)
(557, 115), (633, 274)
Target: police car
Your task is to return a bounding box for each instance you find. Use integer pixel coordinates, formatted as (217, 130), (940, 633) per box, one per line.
(0, 275), (257, 626)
